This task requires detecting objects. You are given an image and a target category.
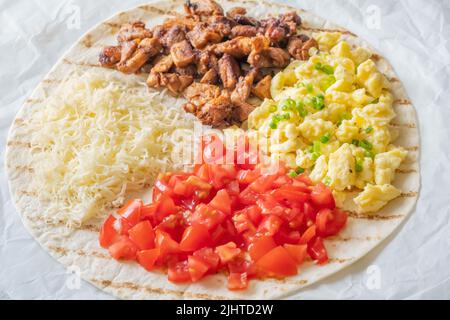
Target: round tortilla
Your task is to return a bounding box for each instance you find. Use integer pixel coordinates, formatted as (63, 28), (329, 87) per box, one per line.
(5, 0), (420, 299)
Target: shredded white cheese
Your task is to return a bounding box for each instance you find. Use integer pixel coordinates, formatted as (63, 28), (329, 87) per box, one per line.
(28, 71), (196, 225)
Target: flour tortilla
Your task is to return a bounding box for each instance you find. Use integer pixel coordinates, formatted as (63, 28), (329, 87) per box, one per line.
(5, 0), (420, 299)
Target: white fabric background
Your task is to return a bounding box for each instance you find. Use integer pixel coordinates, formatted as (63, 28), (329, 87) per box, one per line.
(0, 0), (449, 300)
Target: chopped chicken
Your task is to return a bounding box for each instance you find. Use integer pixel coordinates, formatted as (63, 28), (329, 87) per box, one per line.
(207, 15), (235, 38)
(231, 69), (256, 105)
(170, 40), (195, 67)
(117, 21), (152, 43)
(99, 46), (121, 67)
(151, 55), (173, 73)
(226, 7), (247, 19)
(187, 23), (223, 49)
(156, 25), (187, 51)
(214, 36), (253, 58)
(200, 68), (219, 84)
(174, 64), (197, 77)
(197, 93), (233, 127)
(160, 73), (194, 95)
(251, 75), (272, 99)
(196, 50), (219, 75)
(184, 0), (224, 16)
(248, 47), (290, 68)
(231, 25), (258, 38)
(218, 54), (241, 89)
(287, 35), (309, 60)
(117, 38), (161, 74)
(184, 82), (221, 108)
(233, 101), (256, 122)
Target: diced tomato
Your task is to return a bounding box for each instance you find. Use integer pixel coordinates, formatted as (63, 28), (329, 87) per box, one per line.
(188, 255), (210, 282)
(179, 224), (211, 252)
(118, 199), (142, 226)
(237, 169), (261, 185)
(209, 189), (232, 215)
(299, 225), (316, 245)
(128, 220), (155, 250)
(271, 186), (310, 204)
(168, 260), (191, 283)
(99, 134), (349, 291)
(215, 242), (241, 264)
(249, 174), (277, 193)
(256, 246), (298, 277)
(193, 248), (220, 271)
(284, 244), (307, 264)
(228, 272), (248, 290)
(316, 208), (348, 237)
(308, 237), (328, 264)
(99, 214), (118, 248)
(248, 236), (277, 261)
(154, 194), (177, 221)
(137, 248), (160, 271)
(295, 173), (312, 186)
(190, 204), (226, 230)
(155, 229), (180, 258)
(311, 183), (335, 209)
(304, 202), (317, 221)
(140, 203), (158, 220)
(257, 215), (283, 236)
(238, 186), (259, 205)
(109, 236), (138, 260)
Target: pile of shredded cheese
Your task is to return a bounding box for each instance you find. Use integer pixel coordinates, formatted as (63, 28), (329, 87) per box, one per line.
(29, 71), (196, 225)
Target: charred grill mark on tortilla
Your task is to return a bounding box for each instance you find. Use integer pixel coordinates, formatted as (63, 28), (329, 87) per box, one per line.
(6, 140), (32, 148)
(327, 235), (382, 242)
(390, 123), (416, 129)
(24, 98), (44, 105)
(90, 279), (231, 300)
(62, 58), (104, 69)
(300, 26), (356, 36)
(347, 211), (405, 220)
(394, 99), (412, 105)
(395, 168), (417, 174)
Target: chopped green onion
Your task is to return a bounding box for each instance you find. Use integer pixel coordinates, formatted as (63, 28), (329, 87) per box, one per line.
(319, 75), (336, 90)
(313, 141), (321, 154)
(288, 170), (298, 178)
(365, 126), (374, 134)
(372, 98), (380, 104)
(282, 113), (291, 120)
(352, 139), (360, 146)
(359, 139), (373, 151)
(269, 122), (278, 129)
(273, 114), (283, 122)
(312, 97), (325, 110)
(307, 146), (314, 153)
(315, 63), (334, 75)
(355, 161), (363, 172)
(305, 83), (314, 93)
(320, 133), (331, 144)
(364, 150), (374, 158)
(311, 152), (320, 161)
(280, 98), (295, 111)
(269, 105), (277, 113)
(295, 167), (305, 174)
(341, 112), (351, 120)
(323, 176), (332, 185)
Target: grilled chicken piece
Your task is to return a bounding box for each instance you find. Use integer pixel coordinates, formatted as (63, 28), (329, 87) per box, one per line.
(117, 22), (153, 43)
(119, 40), (139, 64)
(147, 72), (160, 87)
(187, 23), (223, 49)
(99, 46), (121, 67)
(231, 69), (257, 121)
(151, 55), (174, 73)
(207, 15), (235, 38)
(161, 73), (194, 95)
(251, 75), (272, 99)
(248, 47), (290, 68)
(231, 69), (256, 105)
(263, 18), (290, 44)
(195, 50), (219, 75)
(157, 25), (187, 51)
(147, 72), (193, 94)
(287, 35), (309, 60)
(184, 82), (221, 108)
(299, 37), (318, 60)
(200, 68), (219, 84)
(170, 40), (195, 68)
(226, 7), (247, 19)
(231, 25), (258, 38)
(117, 38), (162, 74)
(173, 64), (197, 77)
(214, 36), (253, 58)
(184, 0), (224, 16)
(197, 93), (233, 127)
(280, 11), (302, 34)
(218, 54), (241, 89)
(251, 35), (270, 53)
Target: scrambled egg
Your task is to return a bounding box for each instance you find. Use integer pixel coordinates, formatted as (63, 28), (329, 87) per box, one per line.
(247, 32), (407, 213)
